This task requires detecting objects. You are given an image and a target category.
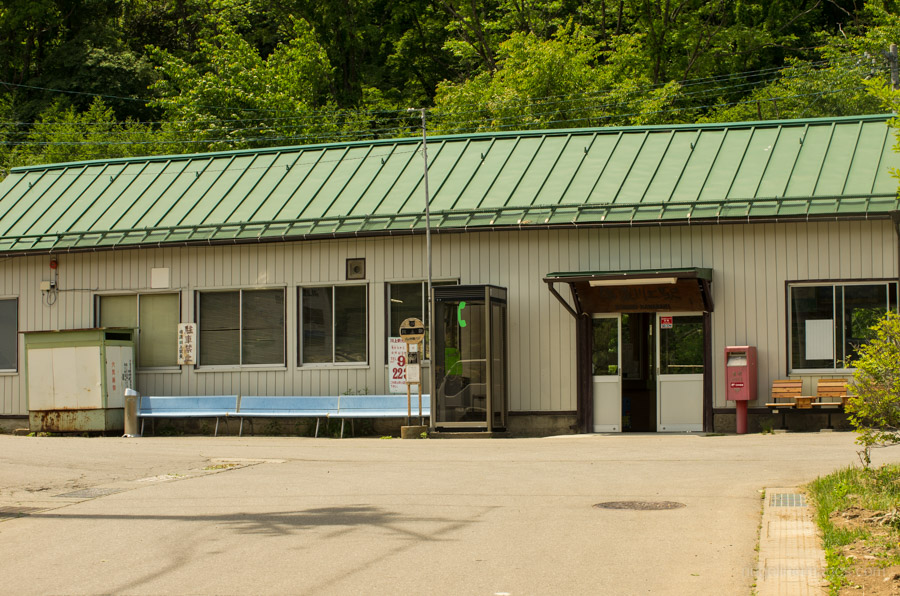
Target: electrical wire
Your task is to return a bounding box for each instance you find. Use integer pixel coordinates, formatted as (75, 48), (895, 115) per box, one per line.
(0, 53), (876, 126)
(0, 61), (882, 150)
(0, 84), (878, 183)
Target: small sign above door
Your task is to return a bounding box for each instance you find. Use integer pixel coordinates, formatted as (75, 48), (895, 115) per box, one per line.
(660, 316), (673, 329)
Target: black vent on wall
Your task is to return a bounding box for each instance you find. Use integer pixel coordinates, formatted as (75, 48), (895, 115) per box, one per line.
(346, 258), (365, 280)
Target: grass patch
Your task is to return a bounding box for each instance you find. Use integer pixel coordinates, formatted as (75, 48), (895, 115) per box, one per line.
(808, 464), (900, 594)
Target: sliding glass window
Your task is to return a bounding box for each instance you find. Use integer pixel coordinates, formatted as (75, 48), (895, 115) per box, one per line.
(98, 293), (179, 368)
(0, 298), (17, 371)
(198, 289), (285, 366)
(300, 285), (367, 364)
(789, 281), (898, 371)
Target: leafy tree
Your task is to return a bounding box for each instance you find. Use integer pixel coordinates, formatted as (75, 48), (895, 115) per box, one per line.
(846, 313), (900, 468)
(4, 97), (164, 168)
(432, 24), (680, 133)
(148, 17), (346, 151)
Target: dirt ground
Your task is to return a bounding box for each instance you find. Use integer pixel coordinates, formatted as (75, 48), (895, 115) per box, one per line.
(832, 507), (900, 594)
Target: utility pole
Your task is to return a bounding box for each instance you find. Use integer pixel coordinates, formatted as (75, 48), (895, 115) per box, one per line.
(408, 107), (433, 418)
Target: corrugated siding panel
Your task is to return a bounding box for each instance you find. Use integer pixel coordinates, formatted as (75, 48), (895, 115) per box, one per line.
(0, 221), (897, 416)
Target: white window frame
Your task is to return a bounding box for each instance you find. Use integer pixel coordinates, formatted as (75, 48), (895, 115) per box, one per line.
(0, 297), (18, 373)
(196, 287), (287, 369)
(95, 291), (181, 372)
(788, 280), (899, 373)
(298, 283), (369, 367)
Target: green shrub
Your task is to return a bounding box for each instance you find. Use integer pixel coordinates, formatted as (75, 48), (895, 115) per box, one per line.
(846, 313), (900, 467)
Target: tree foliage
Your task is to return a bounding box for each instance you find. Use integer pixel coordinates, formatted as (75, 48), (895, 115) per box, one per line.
(846, 313), (900, 468)
(0, 0), (898, 172)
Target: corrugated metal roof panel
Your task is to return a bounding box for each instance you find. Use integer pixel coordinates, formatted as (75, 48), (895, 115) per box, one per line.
(0, 114), (897, 254)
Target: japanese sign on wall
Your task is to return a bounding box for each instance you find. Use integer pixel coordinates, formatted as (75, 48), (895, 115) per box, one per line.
(388, 337), (407, 393)
(177, 323), (197, 365)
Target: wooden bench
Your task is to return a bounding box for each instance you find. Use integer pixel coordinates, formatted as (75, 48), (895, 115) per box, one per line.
(236, 396), (340, 437)
(765, 380), (814, 409)
(138, 395), (238, 436)
(811, 379), (851, 428)
(811, 379), (851, 408)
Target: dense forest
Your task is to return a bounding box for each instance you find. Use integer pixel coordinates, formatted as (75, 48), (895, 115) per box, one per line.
(0, 0), (899, 173)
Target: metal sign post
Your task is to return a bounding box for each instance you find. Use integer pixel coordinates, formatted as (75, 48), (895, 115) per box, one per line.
(399, 318), (425, 425)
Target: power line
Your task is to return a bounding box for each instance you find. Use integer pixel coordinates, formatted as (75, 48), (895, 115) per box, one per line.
(0, 59), (882, 145)
(0, 53), (880, 125)
(0, 86), (873, 156)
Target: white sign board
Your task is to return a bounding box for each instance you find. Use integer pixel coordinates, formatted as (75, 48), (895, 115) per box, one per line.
(389, 337), (407, 393)
(407, 361), (421, 383)
(178, 323), (197, 365)
(805, 319), (835, 361)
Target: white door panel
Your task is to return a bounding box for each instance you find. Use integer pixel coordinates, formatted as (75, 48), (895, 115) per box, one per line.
(657, 313), (704, 432)
(592, 315), (621, 432)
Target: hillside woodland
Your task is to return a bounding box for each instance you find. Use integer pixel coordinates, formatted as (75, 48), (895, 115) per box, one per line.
(0, 0), (899, 173)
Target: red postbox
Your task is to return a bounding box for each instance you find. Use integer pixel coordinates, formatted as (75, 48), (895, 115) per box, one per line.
(725, 346), (757, 434)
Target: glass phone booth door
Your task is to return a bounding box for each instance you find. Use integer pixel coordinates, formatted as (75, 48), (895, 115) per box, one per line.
(432, 285), (508, 432)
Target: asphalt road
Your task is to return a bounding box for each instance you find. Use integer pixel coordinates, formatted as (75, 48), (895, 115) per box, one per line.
(1, 431), (896, 595)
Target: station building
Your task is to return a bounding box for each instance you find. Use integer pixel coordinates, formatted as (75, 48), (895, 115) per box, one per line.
(0, 114), (898, 434)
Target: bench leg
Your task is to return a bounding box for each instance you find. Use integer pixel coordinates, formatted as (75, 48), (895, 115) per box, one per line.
(341, 419), (345, 439)
(140, 418), (145, 437)
(215, 417), (219, 437)
(315, 418), (320, 438)
(239, 417), (244, 437)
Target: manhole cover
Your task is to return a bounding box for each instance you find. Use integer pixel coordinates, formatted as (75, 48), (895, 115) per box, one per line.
(593, 501), (686, 510)
(54, 488), (123, 499)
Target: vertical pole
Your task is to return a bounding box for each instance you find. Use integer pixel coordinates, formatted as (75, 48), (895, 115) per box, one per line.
(418, 342), (424, 425)
(890, 44), (899, 91)
(406, 343), (412, 426)
(409, 107), (433, 429)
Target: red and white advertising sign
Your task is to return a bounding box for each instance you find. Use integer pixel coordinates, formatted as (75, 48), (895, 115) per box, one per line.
(660, 316), (674, 329)
(389, 337), (407, 393)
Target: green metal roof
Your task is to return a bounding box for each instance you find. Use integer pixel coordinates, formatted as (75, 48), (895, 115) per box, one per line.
(0, 114), (897, 254)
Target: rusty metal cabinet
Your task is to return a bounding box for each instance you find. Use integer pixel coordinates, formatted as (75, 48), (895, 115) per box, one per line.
(25, 328), (135, 432)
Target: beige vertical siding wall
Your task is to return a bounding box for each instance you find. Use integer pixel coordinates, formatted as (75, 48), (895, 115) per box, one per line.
(1, 220), (896, 416)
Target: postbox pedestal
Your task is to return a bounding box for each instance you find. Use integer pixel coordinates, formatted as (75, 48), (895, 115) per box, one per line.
(725, 346), (758, 435)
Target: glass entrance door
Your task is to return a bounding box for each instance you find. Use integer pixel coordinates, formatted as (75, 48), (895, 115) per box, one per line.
(592, 315), (622, 432)
(656, 313), (704, 432)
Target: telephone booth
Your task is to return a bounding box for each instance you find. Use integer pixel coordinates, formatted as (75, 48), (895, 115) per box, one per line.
(432, 285), (508, 432)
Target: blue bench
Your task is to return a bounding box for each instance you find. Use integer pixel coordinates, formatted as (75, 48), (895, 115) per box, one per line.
(335, 394), (431, 438)
(237, 396), (340, 437)
(138, 395), (238, 436)
(137, 393), (430, 438)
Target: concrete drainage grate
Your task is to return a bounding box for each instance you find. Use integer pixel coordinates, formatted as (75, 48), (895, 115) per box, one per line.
(769, 492), (806, 507)
(593, 501), (686, 511)
(54, 488), (124, 499)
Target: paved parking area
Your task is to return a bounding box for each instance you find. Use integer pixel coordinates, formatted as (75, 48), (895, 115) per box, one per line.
(1, 432), (896, 595)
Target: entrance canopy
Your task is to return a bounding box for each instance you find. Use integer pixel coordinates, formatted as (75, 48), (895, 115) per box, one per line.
(544, 268), (713, 316)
